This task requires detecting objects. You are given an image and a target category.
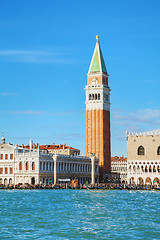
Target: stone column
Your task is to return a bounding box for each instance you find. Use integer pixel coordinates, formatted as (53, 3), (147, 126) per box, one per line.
(53, 153), (57, 185)
(91, 156), (95, 185)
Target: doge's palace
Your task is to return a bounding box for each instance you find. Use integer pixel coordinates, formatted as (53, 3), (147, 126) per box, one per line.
(127, 130), (160, 185)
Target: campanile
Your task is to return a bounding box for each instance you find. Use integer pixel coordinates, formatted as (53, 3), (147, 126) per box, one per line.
(85, 36), (111, 180)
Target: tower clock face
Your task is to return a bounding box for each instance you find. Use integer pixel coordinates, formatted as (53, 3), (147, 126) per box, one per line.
(92, 78), (97, 85)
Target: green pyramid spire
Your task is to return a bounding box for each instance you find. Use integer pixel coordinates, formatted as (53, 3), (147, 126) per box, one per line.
(88, 36), (108, 74)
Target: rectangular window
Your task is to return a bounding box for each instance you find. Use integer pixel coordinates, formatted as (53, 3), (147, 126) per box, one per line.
(5, 168), (8, 174)
(1, 154), (3, 160)
(5, 154), (8, 160)
(10, 154), (13, 160)
(10, 168), (13, 174)
(0, 168), (3, 174)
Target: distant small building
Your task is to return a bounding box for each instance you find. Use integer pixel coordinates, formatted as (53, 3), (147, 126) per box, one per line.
(127, 130), (160, 185)
(111, 156), (127, 183)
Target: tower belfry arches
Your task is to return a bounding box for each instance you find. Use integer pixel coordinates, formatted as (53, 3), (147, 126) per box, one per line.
(85, 36), (111, 181)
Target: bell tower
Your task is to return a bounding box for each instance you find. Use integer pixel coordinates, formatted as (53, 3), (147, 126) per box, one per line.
(85, 36), (111, 181)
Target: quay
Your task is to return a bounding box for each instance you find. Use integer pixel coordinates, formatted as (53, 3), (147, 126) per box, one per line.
(0, 183), (160, 191)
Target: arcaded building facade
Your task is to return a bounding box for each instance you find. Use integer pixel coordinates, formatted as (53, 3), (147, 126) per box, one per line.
(111, 156), (127, 183)
(0, 137), (99, 185)
(85, 36), (111, 180)
(127, 130), (160, 185)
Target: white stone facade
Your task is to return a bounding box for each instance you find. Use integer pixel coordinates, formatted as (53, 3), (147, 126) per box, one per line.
(53, 154), (99, 185)
(127, 130), (160, 185)
(111, 157), (127, 183)
(85, 82), (110, 111)
(0, 141), (99, 186)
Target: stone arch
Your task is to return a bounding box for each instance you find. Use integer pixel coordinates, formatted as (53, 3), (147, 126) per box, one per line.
(157, 165), (160, 172)
(130, 177), (135, 184)
(145, 177), (152, 185)
(0, 178), (2, 184)
(4, 178), (7, 185)
(141, 165), (144, 172)
(138, 146), (145, 155)
(9, 178), (12, 185)
(138, 177), (144, 185)
(31, 177), (35, 185)
(153, 177), (159, 185)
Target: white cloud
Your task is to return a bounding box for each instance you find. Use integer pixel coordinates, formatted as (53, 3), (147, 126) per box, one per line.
(0, 50), (49, 56)
(0, 109), (76, 116)
(112, 108), (160, 130)
(1, 92), (19, 97)
(0, 49), (77, 64)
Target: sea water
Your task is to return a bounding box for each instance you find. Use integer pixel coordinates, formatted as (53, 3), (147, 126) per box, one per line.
(0, 190), (159, 239)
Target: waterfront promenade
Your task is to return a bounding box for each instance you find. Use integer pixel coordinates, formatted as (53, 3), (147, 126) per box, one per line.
(0, 183), (160, 190)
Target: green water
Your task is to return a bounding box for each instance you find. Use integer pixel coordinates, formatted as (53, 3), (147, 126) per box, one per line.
(0, 190), (159, 239)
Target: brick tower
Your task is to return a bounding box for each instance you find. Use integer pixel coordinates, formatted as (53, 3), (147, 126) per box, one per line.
(85, 36), (111, 181)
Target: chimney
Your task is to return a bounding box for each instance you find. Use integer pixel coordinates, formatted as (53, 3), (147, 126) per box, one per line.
(29, 139), (33, 150)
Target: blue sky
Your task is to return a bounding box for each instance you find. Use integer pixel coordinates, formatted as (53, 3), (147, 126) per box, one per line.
(0, 0), (160, 156)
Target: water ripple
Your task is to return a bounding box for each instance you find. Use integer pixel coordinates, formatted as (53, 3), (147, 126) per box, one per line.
(0, 190), (159, 239)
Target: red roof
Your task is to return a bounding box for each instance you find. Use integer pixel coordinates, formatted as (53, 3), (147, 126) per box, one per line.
(111, 156), (127, 162)
(20, 144), (79, 151)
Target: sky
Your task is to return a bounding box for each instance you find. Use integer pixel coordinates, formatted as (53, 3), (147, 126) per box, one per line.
(0, 0), (160, 157)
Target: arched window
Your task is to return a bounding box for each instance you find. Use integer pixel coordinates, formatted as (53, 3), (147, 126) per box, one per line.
(40, 162), (42, 171)
(26, 162), (29, 171)
(138, 146), (145, 155)
(153, 166), (156, 172)
(157, 146), (160, 155)
(89, 94), (91, 100)
(95, 94), (97, 100)
(133, 165), (136, 173)
(145, 166), (148, 172)
(32, 162), (35, 171)
(19, 162), (22, 171)
(98, 93), (100, 100)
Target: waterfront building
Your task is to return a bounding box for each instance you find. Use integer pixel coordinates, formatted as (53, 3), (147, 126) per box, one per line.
(0, 136), (99, 185)
(111, 156), (127, 183)
(85, 36), (111, 181)
(127, 130), (160, 185)
(0, 135), (15, 185)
